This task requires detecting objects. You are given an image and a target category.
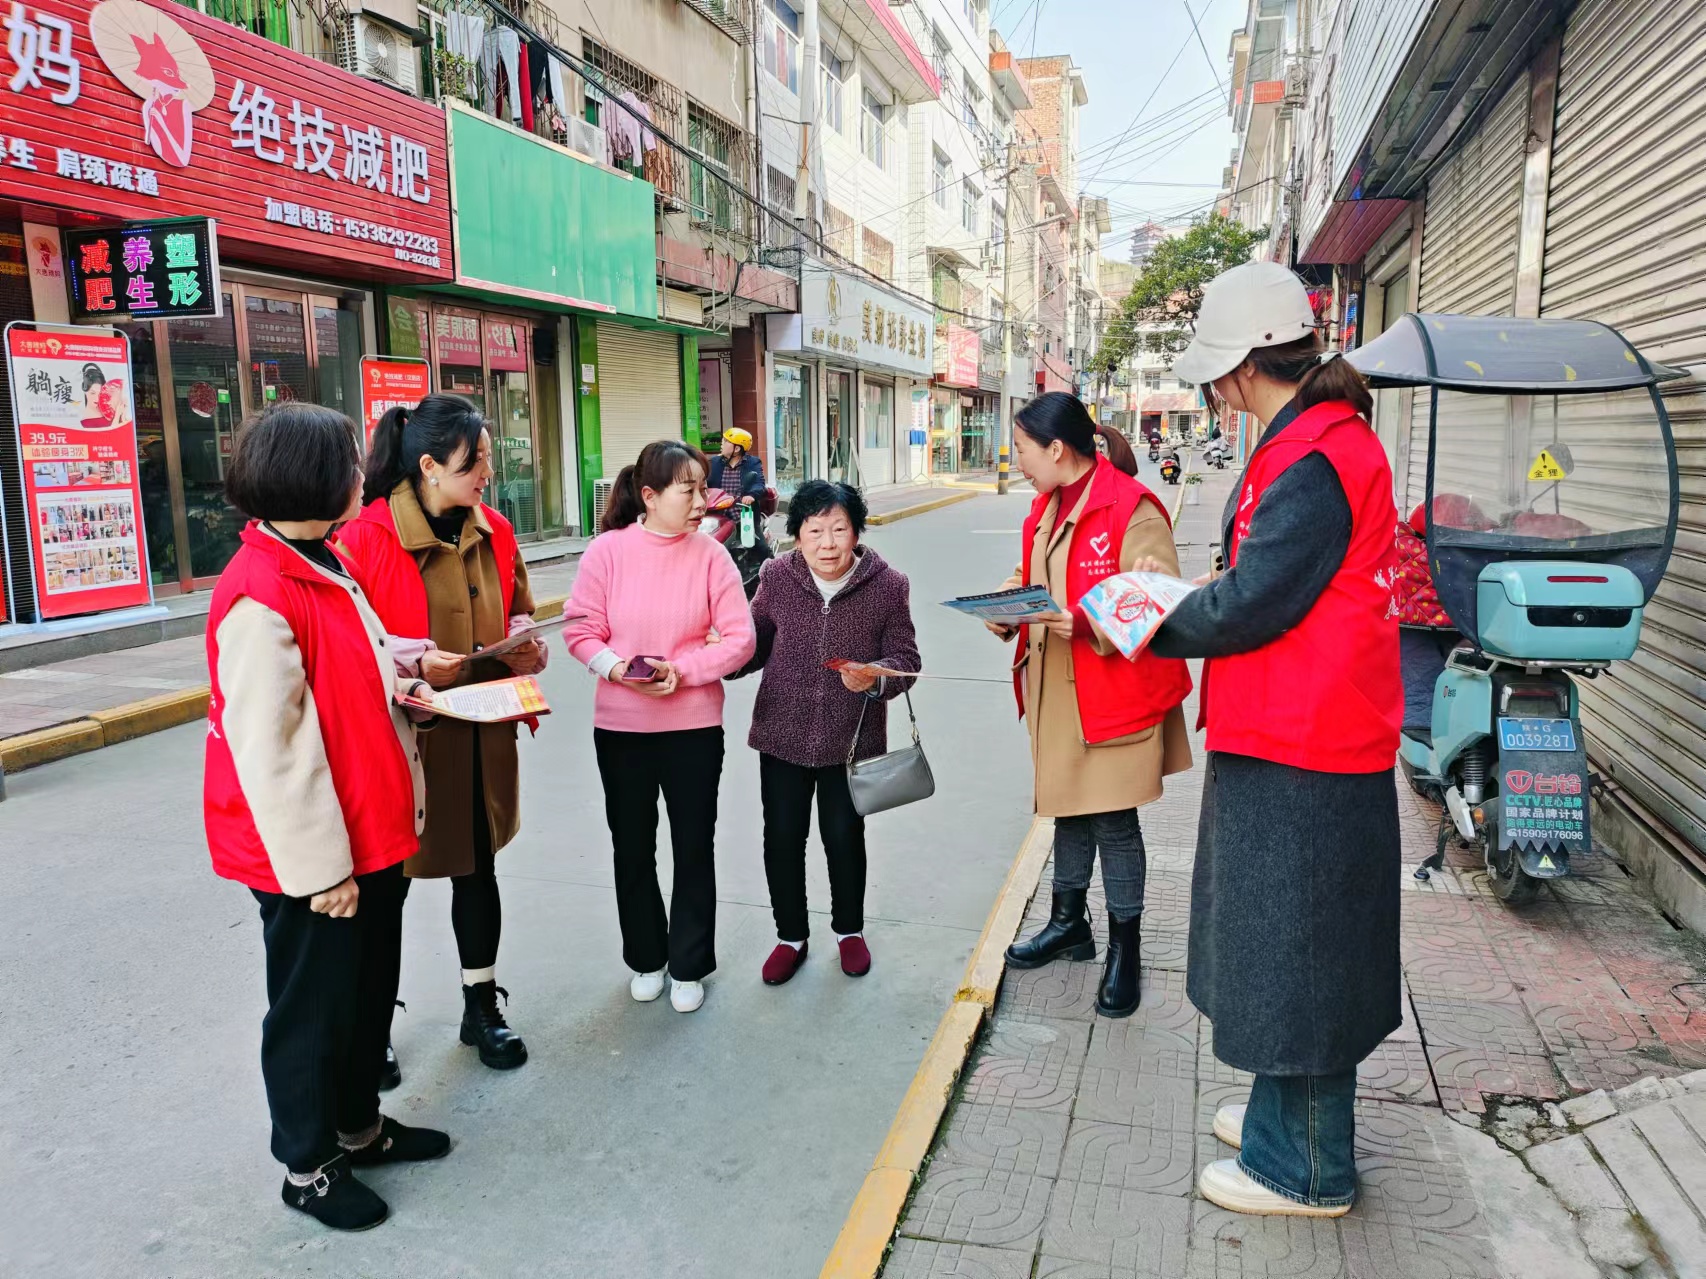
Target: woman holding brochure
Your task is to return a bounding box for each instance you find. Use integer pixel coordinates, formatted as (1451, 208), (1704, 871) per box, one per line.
(564, 440), (756, 1014)
(339, 394), (544, 1073)
(990, 392), (1192, 1019)
(1132, 261), (1401, 1219)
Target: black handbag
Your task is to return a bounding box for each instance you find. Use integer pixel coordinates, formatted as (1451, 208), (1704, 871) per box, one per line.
(845, 687), (936, 817)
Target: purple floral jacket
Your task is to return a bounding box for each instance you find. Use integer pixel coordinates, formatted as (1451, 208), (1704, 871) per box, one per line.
(733, 547), (921, 768)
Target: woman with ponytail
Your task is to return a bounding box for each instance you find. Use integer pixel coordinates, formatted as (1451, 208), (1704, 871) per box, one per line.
(1132, 261), (1400, 1219)
(337, 394), (544, 1075)
(563, 440), (755, 1015)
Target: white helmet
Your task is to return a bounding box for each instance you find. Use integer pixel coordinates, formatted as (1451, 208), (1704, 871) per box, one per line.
(1172, 260), (1317, 385)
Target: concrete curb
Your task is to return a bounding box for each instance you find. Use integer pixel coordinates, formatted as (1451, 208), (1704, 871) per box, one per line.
(0, 594), (574, 777)
(819, 817), (1053, 1279)
(866, 490), (978, 526)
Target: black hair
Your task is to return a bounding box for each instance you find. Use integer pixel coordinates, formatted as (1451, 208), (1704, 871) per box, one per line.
(82, 363), (106, 392)
(224, 402), (361, 522)
(602, 440), (708, 532)
(362, 393), (488, 505)
(1241, 334), (1375, 419)
(786, 479), (867, 539)
(1014, 392), (1097, 460)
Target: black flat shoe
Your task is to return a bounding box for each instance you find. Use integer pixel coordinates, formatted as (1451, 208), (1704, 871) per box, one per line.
(280, 1154), (387, 1231)
(1096, 914), (1142, 1018)
(345, 1116), (452, 1167)
(1006, 888), (1096, 969)
(460, 981), (528, 1070)
(378, 1040), (401, 1092)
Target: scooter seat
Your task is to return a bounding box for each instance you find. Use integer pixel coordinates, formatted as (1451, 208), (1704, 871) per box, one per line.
(1401, 727), (1433, 748)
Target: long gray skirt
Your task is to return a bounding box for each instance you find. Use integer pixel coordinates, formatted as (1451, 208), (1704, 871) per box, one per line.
(1188, 751), (1402, 1076)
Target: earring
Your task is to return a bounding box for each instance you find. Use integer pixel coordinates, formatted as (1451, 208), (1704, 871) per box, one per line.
(429, 476), (440, 486)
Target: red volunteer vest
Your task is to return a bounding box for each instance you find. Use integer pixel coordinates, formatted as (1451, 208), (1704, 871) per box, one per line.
(336, 494), (519, 640)
(1202, 400), (1401, 772)
(1016, 456), (1193, 743)
(203, 524), (421, 892)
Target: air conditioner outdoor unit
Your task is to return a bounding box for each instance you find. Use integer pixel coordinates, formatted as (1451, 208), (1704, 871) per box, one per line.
(336, 14), (419, 95)
(1283, 60), (1309, 108)
(564, 116), (606, 164)
(592, 479), (617, 529)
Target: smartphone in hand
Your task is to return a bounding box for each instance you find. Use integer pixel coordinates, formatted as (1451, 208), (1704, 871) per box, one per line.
(623, 656), (665, 683)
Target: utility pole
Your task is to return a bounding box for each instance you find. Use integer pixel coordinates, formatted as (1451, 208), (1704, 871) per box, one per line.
(997, 138), (1016, 496)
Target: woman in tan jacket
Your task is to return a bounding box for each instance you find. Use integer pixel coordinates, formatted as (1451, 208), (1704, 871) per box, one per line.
(993, 394), (1193, 1017)
(340, 395), (545, 1073)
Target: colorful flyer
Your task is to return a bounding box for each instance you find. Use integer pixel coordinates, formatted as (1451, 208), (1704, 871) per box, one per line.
(6, 326), (152, 619)
(1078, 572), (1198, 659)
(360, 356), (432, 444)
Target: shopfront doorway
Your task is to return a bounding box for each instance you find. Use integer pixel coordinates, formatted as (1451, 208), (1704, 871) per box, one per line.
(123, 275), (367, 592)
(826, 368), (858, 486)
(860, 377), (894, 487)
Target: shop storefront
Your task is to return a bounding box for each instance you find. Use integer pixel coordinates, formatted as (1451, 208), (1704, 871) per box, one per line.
(436, 102), (660, 530)
(931, 324), (982, 474)
(0, 0), (453, 610)
(767, 259), (933, 494)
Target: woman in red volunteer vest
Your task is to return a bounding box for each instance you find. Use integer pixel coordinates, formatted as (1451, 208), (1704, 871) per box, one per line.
(988, 393), (1193, 1018)
(338, 395), (544, 1076)
(205, 404), (449, 1232)
(1141, 261), (1401, 1218)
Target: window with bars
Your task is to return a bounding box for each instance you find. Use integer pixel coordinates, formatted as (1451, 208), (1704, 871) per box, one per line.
(825, 203), (856, 260)
(687, 103), (738, 232)
(583, 36), (683, 201)
(862, 227), (895, 281)
(767, 165), (798, 245)
(932, 261), (962, 313)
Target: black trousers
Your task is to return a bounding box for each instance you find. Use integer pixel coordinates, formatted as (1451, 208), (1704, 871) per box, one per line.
(760, 753), (867, 941)
(450, 760), (501, 971)
(592, 726), (723, 981)
(251, 862), (408, 1174)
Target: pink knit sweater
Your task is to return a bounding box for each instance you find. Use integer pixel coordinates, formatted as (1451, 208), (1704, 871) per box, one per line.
(563, 522), (757, 733)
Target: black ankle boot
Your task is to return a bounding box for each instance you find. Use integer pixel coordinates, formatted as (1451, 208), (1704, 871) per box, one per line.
(280, 1154), (387, 1231)
(1096, 914), (1142, 1018)
(378, 1040), (401, 1092)
(460, 981), (528, 1070)
(1006, 888), (1096, 969)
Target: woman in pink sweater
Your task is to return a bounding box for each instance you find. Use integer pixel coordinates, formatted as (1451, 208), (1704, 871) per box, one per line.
(564, 440), (756, 1014)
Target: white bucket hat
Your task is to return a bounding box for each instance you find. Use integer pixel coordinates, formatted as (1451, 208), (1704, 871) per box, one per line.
(1172, 260), (1317, 385)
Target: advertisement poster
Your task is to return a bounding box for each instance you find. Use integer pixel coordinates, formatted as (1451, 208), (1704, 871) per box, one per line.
(64, 217), (221, 321)
(1079, 572), (1199, 659)
(359, 356), (431, 443)
(7, 326), (151, 619)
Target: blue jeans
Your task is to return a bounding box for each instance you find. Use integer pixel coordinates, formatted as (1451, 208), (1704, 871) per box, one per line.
(1237, 1071), (1358, 1207)
(1053, 809), (1147, 919)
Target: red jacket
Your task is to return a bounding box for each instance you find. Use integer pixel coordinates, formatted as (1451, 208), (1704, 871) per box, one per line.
(1393, 520), (1451, 628)
(1015, 456), (1193, 743)
(1203, 401), (1401, 773)
(204, 524), (423, 894)
(335, 495), (520, 638)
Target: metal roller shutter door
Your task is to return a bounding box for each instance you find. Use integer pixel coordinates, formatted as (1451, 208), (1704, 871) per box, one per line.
(1541, 0), (1706, 854)
(1399, 73), (1531, 515)
(596, 322), (682, 479)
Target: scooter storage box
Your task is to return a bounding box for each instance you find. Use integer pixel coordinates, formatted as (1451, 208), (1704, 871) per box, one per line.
(1475, 561), (1644, 662)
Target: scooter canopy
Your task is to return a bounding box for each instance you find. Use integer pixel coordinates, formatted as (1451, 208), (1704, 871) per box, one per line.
(1346, 314), (1687, 393)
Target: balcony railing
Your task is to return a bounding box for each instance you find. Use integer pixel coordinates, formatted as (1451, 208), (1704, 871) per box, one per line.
(177, 0), (346, 63)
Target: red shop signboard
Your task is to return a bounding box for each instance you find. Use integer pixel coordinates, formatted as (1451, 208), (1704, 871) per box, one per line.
(0, 0), (452, 283)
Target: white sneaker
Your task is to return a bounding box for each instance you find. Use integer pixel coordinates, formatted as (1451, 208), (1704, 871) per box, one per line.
(1197, 1159), (1351, 1217)
(630, 968), (667, 1003)
(1213, 1103), (1247, 1150)
(670, 979), (705, 1013)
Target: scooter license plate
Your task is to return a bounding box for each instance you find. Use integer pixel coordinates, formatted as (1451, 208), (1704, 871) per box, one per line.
(1498, 717), (1578, 752)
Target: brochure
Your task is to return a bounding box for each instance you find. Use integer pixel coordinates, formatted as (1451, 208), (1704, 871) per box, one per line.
(1078, 572), (1198, 659)
(941, 585), (1061, 625)
(396, 675), (552, 723)
(456, 615), (581, 667)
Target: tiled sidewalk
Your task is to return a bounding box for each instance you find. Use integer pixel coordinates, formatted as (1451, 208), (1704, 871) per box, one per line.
(882, 467), (1706, 1279)
(0, 558), (581, 741)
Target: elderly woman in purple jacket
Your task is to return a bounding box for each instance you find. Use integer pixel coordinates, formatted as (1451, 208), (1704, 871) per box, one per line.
(734, 480), (920, 985)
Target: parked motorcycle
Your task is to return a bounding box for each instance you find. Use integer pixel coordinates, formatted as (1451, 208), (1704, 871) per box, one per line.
(1347, 314), (1682, 904)
(700, 487), (773, 598)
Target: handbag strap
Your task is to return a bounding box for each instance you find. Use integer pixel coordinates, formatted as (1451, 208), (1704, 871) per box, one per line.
(846, 685), (919, 766)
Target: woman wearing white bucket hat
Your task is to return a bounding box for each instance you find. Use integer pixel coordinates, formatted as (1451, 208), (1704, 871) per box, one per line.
(1131, 260), (1403, 1217)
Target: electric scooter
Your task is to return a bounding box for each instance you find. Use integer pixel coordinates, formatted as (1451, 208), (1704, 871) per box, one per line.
(1347, 314), (1682, 904)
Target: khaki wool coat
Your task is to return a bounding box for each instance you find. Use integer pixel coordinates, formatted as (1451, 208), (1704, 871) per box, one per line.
(1005, 473), (1193, 817)
(388, 481), (536, 878)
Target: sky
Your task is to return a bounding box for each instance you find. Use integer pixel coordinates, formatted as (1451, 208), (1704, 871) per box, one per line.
(987, 0), (1246, 259)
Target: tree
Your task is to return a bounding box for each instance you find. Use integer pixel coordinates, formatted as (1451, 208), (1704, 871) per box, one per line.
(1090, 215), (1269, 383)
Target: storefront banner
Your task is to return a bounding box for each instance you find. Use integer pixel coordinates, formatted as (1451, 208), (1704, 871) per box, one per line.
(64, 217), (221, 320)
(0, 0), (452, 282)
(359, 356), (430, 444)
(943, 325), (980, 388)
(780, 261), (933, 378)
(22, 222), (68, 324)
(6, 326), (152, 619)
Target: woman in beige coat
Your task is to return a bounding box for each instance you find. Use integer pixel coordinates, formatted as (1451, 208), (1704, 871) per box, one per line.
(992, 394), (1192, 1017)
